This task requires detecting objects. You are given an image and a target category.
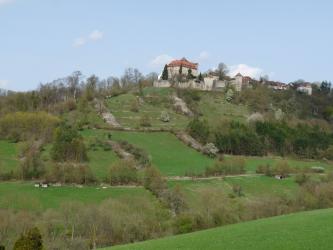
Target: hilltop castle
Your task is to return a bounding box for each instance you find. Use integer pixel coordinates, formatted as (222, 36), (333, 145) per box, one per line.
(154, 57), (251, 92)
(153, 57), (312, 95)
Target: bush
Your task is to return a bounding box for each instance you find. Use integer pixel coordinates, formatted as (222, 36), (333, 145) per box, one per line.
(13, 227), (43, 250)
(51, 124), (88, 162)
(187, 118), (210, 144)
(143, 166), (167, 196)
(160, 111), (170, 122)
(256, 164), (273, 176)
(205, 157), (245, 176)
(119, 140), (150, 167)
(273, 161), (293, 177)
(109, 160), (139, 185)
(46, 163), (95, 184)
(202, 143), (218, 157)
(139, 114), (151, 127)
(0, 112), (59, 142)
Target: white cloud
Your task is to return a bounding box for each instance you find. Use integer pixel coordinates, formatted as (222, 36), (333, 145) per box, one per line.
(149, 54), (174, 68)
(73, 37), (86, 47)
(72, 30), (104, 48)
(228, 64), (264, 79)
(0, 80), (9, 88)
(198, 51), (209, 61)
(89, 30), (104, 41)
(0, 0), (14, 6)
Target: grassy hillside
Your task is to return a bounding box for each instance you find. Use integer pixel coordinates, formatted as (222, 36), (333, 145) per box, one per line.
(197, 91), (249, 126)
(169, 175), (298, 204)
(103, 208), (333, 250)
(107, 90), (189, 129)
(0, 140), (20, 173)
(110, 131), (214, 176)
(0, 182), (151, 211)
(226, 155), (332, 173)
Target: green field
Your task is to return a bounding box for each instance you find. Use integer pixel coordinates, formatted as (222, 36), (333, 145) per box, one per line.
(103, 208), (333, 250)
(197, 92), (249, 126)
(0, 182), (151, 211)
(107, 90), (189, 129)
(110, 131), (214, 176)
(168, 175), (298, 206)
(226, 155), (332, 173)
(0, 140), (20, 173)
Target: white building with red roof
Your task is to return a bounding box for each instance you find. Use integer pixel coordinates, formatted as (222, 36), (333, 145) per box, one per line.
(167, 57), (199, 79)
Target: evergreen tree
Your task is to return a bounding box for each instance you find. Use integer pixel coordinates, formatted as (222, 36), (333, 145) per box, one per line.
(13, 227), (43, 250)
(179, 65), (183, 75)
(187, 68), (193, 80)
(161, 64), (169, 80)
(198, 72), (203, 82)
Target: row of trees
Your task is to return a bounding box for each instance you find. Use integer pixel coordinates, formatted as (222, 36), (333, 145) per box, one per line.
(187, 119), (333, 158)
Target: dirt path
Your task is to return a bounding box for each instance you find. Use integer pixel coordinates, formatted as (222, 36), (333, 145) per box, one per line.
(166, 173), (263, 181)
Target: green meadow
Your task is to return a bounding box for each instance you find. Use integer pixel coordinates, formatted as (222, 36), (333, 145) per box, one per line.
(0, 140), (20, 173)
(103, 208), (333, 250)
(110, 131), (214, 176)
(107, 91), (189, 129)
(0, 182), (150, 211)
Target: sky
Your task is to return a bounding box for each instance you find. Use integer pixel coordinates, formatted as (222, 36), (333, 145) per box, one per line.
(0, 0), (332, 91)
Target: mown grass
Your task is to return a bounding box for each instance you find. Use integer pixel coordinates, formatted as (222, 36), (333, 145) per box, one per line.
(0, 182), (150, 212)
(0, 140), (20, 173)
(110, 131), (214, 176)
(107, 91), (189, 129)
(102, 208), (333, 250)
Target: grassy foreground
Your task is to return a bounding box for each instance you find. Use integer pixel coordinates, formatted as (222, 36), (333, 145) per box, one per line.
(0, 182), (150, 211)
(102, 208), (333, 250)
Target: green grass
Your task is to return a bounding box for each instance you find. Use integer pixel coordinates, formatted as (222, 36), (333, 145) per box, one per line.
(107, 91), (189, 129)
(40, 130), (119, 181)
(226, 155), (333, 173)
(110, 131), (214, 176)
(102, 208), (333, 250)
(0, 182), (151, 211)
(168, 175), (298, 206)
(0, 140), (20, 173)
(87, 147), (118, 181)
(197, 92), (249, 126)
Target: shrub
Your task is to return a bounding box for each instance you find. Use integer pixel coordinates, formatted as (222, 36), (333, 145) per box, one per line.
(51, 124), (88, 162)
(13, 227), (43, 250)
(109, 160), (139, 185)
(187, 118), (209, 144)
(46, 163), (95, 184)
(139, 114), (151, 127)
(160, 111), (170, 122)
(273, 161), (293, 177)
(256, 164), (273, 176)
(295, 173), (311, 186)
(143, 166), (167, 196)
(205, 157), (245, 176)
(202, 143), (218, 157)
(0, 112), (59, 142)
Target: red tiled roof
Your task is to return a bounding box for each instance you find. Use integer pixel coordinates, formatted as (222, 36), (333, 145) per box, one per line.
(168, 57), (198, 70)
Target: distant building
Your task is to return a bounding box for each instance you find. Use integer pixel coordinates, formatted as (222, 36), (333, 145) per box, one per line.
(167, 57), (199, 79)
(296, 83), (312, 95)
(266, 81), (289, 91)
